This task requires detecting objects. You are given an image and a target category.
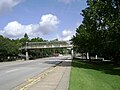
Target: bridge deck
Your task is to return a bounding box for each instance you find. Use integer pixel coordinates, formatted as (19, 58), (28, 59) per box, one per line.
(19, 41), (73, 50)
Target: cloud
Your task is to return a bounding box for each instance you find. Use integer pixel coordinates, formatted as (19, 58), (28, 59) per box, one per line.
(58, 0), (77, 4)
(0, 14), (60, 39)
(2, 21), (38, 38)
(58, 29), (75, 41)
(0, 0), (23, 14)
(58, 22), (81, 41)
(39, 14), (60, 34)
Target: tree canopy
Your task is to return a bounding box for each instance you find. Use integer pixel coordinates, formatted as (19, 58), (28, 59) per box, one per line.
(0, 35), (19, 61)
(72, 0), (120, 63)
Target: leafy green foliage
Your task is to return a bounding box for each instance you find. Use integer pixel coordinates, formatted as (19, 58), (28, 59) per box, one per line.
(30, 37), (44, 42)
(0, 35), (19, 61)
(0, 33), (48, 61)
(72, 0), (120, 63)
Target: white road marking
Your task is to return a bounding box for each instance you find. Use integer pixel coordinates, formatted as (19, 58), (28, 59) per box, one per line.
(6, 69), (19, 73)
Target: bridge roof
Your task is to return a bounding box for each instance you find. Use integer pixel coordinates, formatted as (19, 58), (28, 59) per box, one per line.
(27, 41), (71, 45)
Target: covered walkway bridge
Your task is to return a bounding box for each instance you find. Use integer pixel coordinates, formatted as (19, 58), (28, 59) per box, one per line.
(19, 41), (74, 60)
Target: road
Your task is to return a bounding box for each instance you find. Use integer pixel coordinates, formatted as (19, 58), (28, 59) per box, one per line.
(0, 56), (70, 90)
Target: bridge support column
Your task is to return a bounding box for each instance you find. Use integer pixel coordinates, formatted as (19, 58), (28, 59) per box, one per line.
(95, 55), (98, 59)
(87, 52), (89, 59)
(71, 49), (75, 59)
(26, 50), (29, 60)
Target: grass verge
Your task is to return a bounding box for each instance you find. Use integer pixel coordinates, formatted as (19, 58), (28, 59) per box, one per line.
(69, 60), (120, 90)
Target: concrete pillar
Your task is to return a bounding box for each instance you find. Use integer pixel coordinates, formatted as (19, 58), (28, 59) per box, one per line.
(95, 55), (98, 59)
(26, 51), (29, 60)
(71, 49), (75, 59)
(87, 52), (89, 59)
(25, 41), (29, 60)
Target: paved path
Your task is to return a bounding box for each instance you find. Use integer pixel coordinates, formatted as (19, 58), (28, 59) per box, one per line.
(26, 60), (71, 90)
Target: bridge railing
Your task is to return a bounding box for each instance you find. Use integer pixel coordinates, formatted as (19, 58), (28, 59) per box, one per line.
(20, 45), (73, 50)
(19, 41), (73, 50)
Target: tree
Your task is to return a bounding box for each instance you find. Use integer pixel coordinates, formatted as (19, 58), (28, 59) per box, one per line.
(72, 0), (120, 63)
(30, 37), (44, 42)
(0, 35), (19, 61)
(24, 33), (29, 39)
(20, 33), (30, 46)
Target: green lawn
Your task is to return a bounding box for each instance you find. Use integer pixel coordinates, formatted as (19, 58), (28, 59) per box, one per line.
(69, 60), (120, 90)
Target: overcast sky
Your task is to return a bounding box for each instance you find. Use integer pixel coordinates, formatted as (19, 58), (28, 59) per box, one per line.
(0, 0), (87, 41)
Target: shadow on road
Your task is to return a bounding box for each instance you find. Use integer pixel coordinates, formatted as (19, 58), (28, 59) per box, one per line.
(43, 57), (72, 67)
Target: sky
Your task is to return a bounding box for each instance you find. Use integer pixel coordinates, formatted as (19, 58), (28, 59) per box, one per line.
(0, 0), (87, 41)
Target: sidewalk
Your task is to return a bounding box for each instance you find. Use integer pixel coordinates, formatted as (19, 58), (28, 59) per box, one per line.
(27, 60), (71, 90)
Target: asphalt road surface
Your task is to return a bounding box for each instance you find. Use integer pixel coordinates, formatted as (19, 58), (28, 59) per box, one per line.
(0, 56), (70, 90)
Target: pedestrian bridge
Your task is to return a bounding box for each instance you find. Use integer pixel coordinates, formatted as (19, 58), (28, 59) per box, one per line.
(19, 41), (73, 50)
(19, 41), (74, 60)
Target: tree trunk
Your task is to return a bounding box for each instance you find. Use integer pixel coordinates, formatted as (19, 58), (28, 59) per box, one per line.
(82, 53), (84, 59)
(85, 52), (87, 59)
(114, 57), (118, 65)
(114, 52), (119, 65)
(89, 53), (91, 62)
